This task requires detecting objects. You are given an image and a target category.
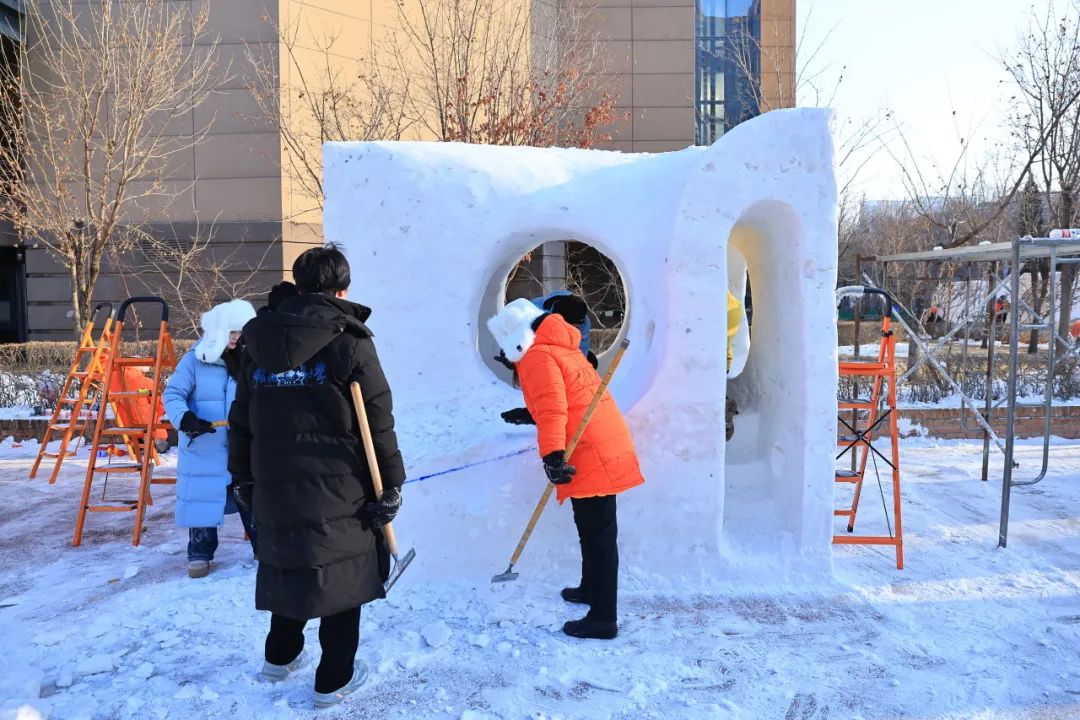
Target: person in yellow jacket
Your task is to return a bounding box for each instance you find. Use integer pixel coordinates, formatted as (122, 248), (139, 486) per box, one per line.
(726, 291), (743, 441)
(727, 291), (742, 371)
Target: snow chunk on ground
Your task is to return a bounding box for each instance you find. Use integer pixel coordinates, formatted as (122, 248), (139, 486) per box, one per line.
(74, 654), (113, 676)
(421, 621), (452, 648)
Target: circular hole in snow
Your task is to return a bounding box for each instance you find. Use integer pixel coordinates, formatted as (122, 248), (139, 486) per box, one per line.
(482, 239), (629, 386)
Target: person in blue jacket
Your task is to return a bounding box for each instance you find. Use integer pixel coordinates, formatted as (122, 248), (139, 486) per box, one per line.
(533, 291), (594, 363)
(497, 290), (597, 426)
(164, 299), (257, 578)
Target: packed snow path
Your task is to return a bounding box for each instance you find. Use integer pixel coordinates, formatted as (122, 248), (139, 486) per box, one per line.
(2, 438), (1080, 719)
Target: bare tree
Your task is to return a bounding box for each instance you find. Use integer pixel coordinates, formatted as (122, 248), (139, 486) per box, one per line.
(0, 0), (220, 334)
(385, 0), (623, 147)
(116, 221), (274, 336)
(1017, 178), (1050, 351)
(247, 13), (411, 217)
(1005, 0), (1080, 349)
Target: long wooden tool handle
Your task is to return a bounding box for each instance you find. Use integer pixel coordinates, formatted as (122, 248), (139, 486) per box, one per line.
(507, 338), (631, 567)
(349, 381), (400, 558)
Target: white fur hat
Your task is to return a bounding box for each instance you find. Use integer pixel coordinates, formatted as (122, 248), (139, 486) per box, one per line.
(195, 299), (256, 364)
(487, 298), (545, 363)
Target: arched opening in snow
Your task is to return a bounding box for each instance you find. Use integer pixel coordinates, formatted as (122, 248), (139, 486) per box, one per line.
(479, 236), (630, 386)
(727, 244), (751, 379)
(722, 200), (810, 556)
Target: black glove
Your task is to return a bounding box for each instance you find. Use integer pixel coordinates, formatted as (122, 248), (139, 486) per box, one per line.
(543, 451), (576, 485)
(180, 411), (215, 440)
(586, 351), (599, 370)
(494, 351), (515, 371)
(501, 407), (535, 425)
(359, 485), (402, 529)
(231, 480), (253, 514)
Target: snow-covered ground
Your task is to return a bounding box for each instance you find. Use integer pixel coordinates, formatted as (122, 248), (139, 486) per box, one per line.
(2, 438), (1080, 720)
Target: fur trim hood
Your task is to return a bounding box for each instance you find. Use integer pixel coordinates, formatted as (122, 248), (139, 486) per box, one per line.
(195, 299), (256, 364)
(487, 298), (545, 363)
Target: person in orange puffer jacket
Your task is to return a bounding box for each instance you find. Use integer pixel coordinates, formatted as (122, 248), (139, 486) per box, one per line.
(488, 298), (644, 640)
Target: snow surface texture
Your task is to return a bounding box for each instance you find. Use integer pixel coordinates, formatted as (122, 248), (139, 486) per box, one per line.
(322, 108), (840, 582)
(3, 439), (1080, 719)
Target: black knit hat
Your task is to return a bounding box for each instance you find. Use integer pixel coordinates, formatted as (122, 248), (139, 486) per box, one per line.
(267, 281), (299, 311)
(543, 293), (588, 326)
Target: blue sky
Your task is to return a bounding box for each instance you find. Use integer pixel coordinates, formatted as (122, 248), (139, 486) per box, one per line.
(799, 0), (1045, 200)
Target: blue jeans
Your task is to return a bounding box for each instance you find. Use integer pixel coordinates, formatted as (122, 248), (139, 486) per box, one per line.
(188, 504), (257, 561)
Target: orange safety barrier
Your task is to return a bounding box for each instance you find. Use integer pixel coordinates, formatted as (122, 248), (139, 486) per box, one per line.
(835, 287), (904, 569)
(73, 297), (177, 547)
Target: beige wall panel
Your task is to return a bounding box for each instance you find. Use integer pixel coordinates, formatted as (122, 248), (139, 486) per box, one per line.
(281, 6), (372, 54)
(125, 180), (198, 222)
(28, 305), (79, 336)
(197, 88), (275, 134)
(633, 139), (693, 152)
(632, 106), (692, 141)
(761, 0), (796, 20)
(592, 139), (634, 152)
(586, 6), (631, 41)
(631, 6), (695, 41)
(194, 0), (278, 44)
(632, 72), (693, 107)
(633, 39), (694, 74)
(285, 0), (371, 21)
(282, 238), (324, 272)
(194, 132), (281, 180)
(25, 247), (65, 275)
(572, 73), (631, 110)
(198, 42), (276, 91)
(760, 19), (795, 47)
(195, 177), (281, 222)
(594, 0), (631, 7)
(26, 275), (127, 304)
(599, 40), (634, 73)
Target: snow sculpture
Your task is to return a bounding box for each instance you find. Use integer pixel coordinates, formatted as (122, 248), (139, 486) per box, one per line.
(322, 108), (839, 584)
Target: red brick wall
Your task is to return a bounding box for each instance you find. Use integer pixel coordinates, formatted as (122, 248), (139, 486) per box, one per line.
(3, 407), (1079, 444)
(898, 405), (1080, 440)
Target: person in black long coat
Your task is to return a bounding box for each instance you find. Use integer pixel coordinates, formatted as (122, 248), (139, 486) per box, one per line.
(228, 244), (405, 708)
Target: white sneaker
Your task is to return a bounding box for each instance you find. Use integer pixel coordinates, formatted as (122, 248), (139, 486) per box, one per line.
(258, 651), (306, 683)
(187, 560), (210, 578)
(312, 660), (369, 708)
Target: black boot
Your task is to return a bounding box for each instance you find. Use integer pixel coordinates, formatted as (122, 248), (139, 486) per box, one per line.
(563, 615), (618, 640)
(560, 586), (589, 605)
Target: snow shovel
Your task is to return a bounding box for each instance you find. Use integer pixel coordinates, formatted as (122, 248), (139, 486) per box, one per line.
(492, 338), (631, 584)
(349, 381), (416, 593)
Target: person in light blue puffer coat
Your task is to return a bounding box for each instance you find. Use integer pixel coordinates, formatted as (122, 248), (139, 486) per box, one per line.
(164, 299), (257, 578)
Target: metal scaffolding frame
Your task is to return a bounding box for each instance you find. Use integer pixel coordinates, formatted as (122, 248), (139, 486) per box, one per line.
(864, 236), (1080, 548)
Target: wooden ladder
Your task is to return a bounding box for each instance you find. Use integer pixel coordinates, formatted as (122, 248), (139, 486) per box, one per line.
(73, 297), (177, 547)
(834, 288), (904, 569)
(30, 303), (116, 484)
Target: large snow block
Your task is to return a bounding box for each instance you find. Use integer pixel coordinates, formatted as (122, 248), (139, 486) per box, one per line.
(323, 108), (838, 585)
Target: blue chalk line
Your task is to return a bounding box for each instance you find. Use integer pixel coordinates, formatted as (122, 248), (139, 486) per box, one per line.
(405, 446), (535, 485)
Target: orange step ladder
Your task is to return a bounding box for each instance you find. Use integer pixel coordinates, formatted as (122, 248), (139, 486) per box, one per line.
(834, 286), (904, 569)
(30, 303), (117, 484)
(73, 297), (177, 547)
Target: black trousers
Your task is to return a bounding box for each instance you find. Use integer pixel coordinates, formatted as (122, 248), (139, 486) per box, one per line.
(571, 494), (619, 623)
(265, 607), (360, 693)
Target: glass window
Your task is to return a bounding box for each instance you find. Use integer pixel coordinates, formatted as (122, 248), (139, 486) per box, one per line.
(697, 0), (725, 18)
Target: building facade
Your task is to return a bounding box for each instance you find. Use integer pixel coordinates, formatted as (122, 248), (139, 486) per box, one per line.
(7, 0), (794, 341)
(587, 0), (795, 151)
(13, 0), (378, 340)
